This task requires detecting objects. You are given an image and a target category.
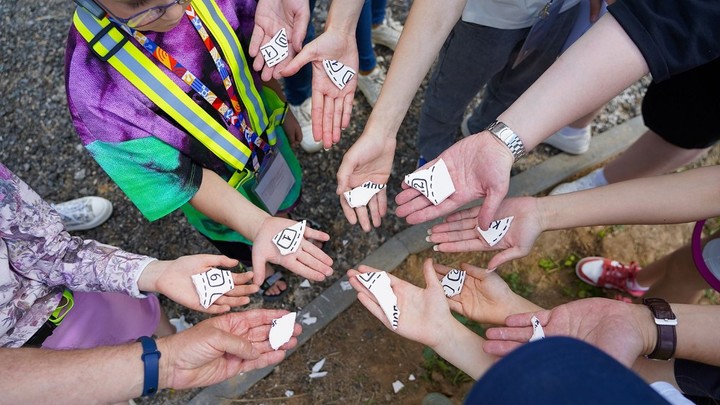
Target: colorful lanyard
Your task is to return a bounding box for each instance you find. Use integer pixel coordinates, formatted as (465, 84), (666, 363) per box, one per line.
(112, 5), (270, 171)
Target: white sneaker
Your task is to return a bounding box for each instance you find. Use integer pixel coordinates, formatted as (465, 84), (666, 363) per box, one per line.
(549, 168), (607, 195)
(52, 196), (113, 231)
(542, 126), (591, 155)
(289, 97), (322, 153)
(357, 67), (386, 107)
(371, 13), (403, 50)
(169, 315), (192, 333)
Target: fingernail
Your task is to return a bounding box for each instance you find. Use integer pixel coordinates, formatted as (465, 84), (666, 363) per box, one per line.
(486, 267), (496, 273)
(433, 245), (439, 251)
(426, 229), (432, 235)
(425, 236), (432, 242)
(324, 147), (331, 151)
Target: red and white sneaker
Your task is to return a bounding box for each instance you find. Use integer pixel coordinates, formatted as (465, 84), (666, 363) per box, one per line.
(576, 257), (649, 297)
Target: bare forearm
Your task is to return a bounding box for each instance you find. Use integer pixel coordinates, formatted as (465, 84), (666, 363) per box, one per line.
(432, 319), (496, 380)
(190, 168), (269, 241)
(671, 304), (720, 366)
(325, 0), (365, 34)
(365, 0), (466, 138)
(540, 166), (720, 230)
(498, 14), (649, 150)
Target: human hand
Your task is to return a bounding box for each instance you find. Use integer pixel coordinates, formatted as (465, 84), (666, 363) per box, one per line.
(281, 29), (359, 148)
(249, 0), (310, 81)
(347, 258), (456, 349)
(395, 132), (514, 229)
(483, 298), (655, 367)
(282, 108), (303, 146)
(434, 262), (542, 325)
(139, 255), (259, 313)
(428, 197), (545, 269)
(251, 216), (333, 285)
(336, 133), (396, 231)
(159, 309), (301, 390)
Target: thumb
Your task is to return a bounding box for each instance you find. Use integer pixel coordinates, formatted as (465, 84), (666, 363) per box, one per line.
(486, 248), (523, 271)
(218, 330), (260, 360)
(422, 258), (442, 290)
(476, 193), (504, 231)
(248, 25), (265, 57)
(336, 157), (354, 194)
(251, 254), (267, 286)
(280, 45), (315, 77)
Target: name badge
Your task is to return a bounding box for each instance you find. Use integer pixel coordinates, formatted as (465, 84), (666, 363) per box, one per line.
(252, 151), (295, 215)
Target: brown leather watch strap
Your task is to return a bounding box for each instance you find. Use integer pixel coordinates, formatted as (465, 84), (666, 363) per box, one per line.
(642, 297), (677, 360)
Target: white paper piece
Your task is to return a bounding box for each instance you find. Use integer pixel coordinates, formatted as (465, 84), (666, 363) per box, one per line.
(285, 390), (294, 398)
(343, 181), (386, 208)
(259, 28), (289, 67)
(312, 358), (326, 373)
(301, 312), (317, 325)
(409, 374), (416, 381)
(269, 312), (297, 350)
(441, 269), (466, 297)
(340, 280), (353, 291)
(392, 380), (405, 393)
(529, 315), (545, 342)
(272, 220), (306, 255)
(299, 279), (311, 288)
(476, 216), (514, 247)
(322, 59), (356, 90)
(191, 268), (234, 309)
(309, 372), (328, 378)
(403, 159), (456, 205)
(356, 272), (399, 330)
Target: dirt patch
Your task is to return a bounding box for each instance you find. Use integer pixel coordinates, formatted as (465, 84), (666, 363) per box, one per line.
(237, 220), (708, 404)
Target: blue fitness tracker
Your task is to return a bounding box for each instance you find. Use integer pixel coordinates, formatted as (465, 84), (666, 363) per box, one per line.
(137, 336), (161, 396)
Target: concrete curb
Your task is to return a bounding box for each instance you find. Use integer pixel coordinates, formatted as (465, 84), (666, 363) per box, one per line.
(190, 116), (646, 404)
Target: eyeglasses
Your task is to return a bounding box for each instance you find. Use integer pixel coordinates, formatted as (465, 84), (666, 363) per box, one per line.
(97, 0), (191, 29)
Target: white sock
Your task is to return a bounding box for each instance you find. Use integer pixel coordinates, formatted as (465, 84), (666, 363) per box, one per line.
(590, 168), (609, 187)
(557, 125), (589, 138)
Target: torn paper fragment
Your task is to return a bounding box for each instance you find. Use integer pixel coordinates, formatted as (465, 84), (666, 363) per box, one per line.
(259, 28), (289, 67)
(409, 374), (416, 381)
(285, 390), (294, 398)
(301, 312), (317, 325)
(340, 280), (353, 291)
(392, 380), (405, 393)
(322, 59), (356, 90)
(403, 159), (455, 205)
(312, 358), (326, 373)
(441, 269), (466, 297)
(191, 268), (235, 309)
(269, 312), (297, 350)
(309, 372), (328, 379)
(272, 220), (306, 255)
(529, 315), (545, 342)
(476, 216), (514, 247)
(356, 272), (399, 330)
(343, 181), (386, 208)
(299, 279), (311, 288)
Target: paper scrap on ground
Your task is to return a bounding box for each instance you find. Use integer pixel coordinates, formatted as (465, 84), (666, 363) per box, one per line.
(441, 269), (466, 297)
(477, 216), (514, 247)
(343, 181), (386, 208)
(299, 279), (311, 288)
(301, 312), (317, 325)
(529, 315), (545, 342)
(259, 28), (289, 67)
(323, 59), (356, 90)
(285, 390), (294, 398)
(392, 380), (405, 393)
(269, 312), (297, 350)
(356, 272), (399, 330)
(272, 220), (306, 255)
(309, 358), (328, 378)
(403, 159), (455, 205)
(409, 374), (416, 381)
(309, 371), (328, 378)
(340, 280), (352, 291)
(191, 268), (234, 309)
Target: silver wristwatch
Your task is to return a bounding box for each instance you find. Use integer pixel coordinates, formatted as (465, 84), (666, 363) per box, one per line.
(485, 121), (527, 161)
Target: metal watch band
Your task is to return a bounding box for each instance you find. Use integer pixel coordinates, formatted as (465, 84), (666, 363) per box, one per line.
(642, 298), (677, 360)
(485, 120), (527, 161)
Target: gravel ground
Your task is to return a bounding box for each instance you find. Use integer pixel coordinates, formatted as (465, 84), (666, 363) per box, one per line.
(1, 0), (647, 403)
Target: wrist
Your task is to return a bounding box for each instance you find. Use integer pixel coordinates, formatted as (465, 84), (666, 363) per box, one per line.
(633, 303), (658, 357)
(137, 260), (163, 292)
(155, 337), (172, 391)
(484, 121), (527, 162)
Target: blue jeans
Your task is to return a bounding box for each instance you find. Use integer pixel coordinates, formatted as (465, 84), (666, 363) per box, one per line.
(465, 337), (670, 404)
(282, 0), (317, 106)
(356, 0), (387, 72)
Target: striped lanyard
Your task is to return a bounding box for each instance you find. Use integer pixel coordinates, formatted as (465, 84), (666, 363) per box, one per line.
(114, 5), (270, 171)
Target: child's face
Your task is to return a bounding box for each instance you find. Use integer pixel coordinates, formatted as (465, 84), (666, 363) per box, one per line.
(103, 0), (187, 32)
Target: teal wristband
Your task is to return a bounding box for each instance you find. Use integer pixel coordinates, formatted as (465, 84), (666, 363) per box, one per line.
(137, 336), (161, 396)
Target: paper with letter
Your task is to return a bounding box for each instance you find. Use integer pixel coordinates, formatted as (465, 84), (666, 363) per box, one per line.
(323, 59), (356, 90)
(269, 311), (297, 350)
(529, 315), (546, 342)
(477, 216), (514, 247)
(441, 269), (466, 297)
(191, 268), (235, 309)
(260, 28), (289, 67)
(272, 220), (306, 255)
(343, 181), (386, 208)
(356, 271), (399, 330)
(403, 159), (455, 205)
